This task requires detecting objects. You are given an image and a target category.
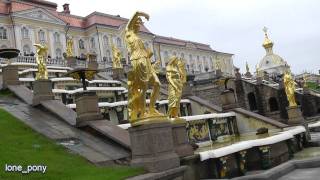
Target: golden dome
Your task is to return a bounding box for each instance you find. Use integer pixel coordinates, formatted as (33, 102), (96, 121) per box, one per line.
(262, 26), (273, 49)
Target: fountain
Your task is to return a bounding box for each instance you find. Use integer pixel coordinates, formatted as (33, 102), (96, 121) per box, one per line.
(0, 48), (20, 89)
(65, 68), (103, 127)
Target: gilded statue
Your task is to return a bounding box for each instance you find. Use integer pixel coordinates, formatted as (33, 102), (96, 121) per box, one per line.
(166, 57), (186, 118)
(34, 44), (48, 80)
(152, 59), (161, 74)
(111, 44), (123, 69)
(215, 60), (221, 70)
(125, 11), (163, 125)
(66, 37), (73, 58)
(283, 70), (297, 107)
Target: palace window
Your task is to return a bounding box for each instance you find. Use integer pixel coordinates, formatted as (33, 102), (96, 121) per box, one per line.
(53, 32), (60, 43)
(0, 27), (7, 40)
(164, 51), (169, 64)
(79, 39), (84, 49)
(38, 30), (45, 42)
(55, 48), (62, 59)
(23, 44), (30, 55)
(103, 35), (109, 47)
(90, 37), (95, 49)
(21, 27), (29, 39)
(173, 51), (177, 56)
(116, 37), (122, 47)
(144, 42), (149, 49)
(181, 53), (184, 59)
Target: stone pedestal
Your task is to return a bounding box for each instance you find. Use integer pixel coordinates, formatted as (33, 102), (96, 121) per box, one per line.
(2, 65), (19, 89)
(256, 76), (263, 85)
(220, 90), (238, 110)
(88, 61), (98, 70)
(66, 57), (77, 68)
(171, 120), (194, 158)
(287, 106), (304, 125)
(75, 91), (103, 127)
(129, 122), (180, 173)
(216, 69), (222, 77)
(112, 68), (124, 80)
(32, 79), (54, 106)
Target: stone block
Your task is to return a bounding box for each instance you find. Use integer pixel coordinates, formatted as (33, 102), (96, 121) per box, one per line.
(129, 122), (180, 173)
(75, 91), (103, 127)
(32, 79), (54, 106)
(287, 106), (304, 125)
(171, 120), (194, 157)
(88, 61), (98, 70)
(112, 68), (125, 80)
(220, 90), (238, 110)
(2, 65), (19, 89)
(66, 57), (77, 68)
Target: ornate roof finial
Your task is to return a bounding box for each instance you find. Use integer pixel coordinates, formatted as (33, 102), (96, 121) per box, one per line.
(246, 61), (250, 73)
(262, 26), (273, 49)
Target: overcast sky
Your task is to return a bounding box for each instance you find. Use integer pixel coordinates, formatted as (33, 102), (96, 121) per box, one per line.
(53, 0), (319, 74)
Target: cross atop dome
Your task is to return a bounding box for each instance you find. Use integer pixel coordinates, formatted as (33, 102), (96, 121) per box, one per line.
(262, 26), (273, 49)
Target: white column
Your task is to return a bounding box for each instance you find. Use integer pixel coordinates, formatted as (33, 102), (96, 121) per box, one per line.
(73, 37), (78, 56)
(61, 32), (67, 55)
(98, 33), (104, 61)
(30, 28), (36, 53)
(48, 30), (55, 58)
(14, 25), (22, 51)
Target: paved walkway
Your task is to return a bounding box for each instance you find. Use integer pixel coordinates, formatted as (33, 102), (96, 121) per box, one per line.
(0, 96), (130, 165)
(278, 167), (320, 180)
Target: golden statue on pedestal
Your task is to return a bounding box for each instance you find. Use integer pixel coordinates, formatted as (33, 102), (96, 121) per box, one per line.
(283, 70), (297, 107)
(34, 43), (48, 80)
(166, 56), (186, 119)
(66, 37), (73, 58)
(125, 11), (164, 126)
(111, 44), (123, 69)
(215, 60), (221, 70)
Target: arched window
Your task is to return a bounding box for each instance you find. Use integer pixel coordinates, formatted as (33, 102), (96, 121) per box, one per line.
(116, 37), (122, 47)
(103, 35), (109, 47)
(79, 39), (84, 49)
(38, 30), (45, 42)
(55, 48), (62, 59)
(247, 92), (257, 111)
(21, 27), (29, 39)
(23, 44), (30, 55)
(90, 37), (95, 49)
(173, 51), (177, 56)
(181, 53), (184, 59)
(269, 97), (279, 112)
(1, 44), (7, 48)
(53, 32), (60, 43)
(0, 27), (7, 40)
(164, 51), (169, 64)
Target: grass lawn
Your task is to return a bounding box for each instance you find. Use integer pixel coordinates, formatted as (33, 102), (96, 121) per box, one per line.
(0, 108), (143, 180)
(0, 89), (13, 97)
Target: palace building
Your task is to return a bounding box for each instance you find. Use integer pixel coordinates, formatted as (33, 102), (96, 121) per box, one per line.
(0, 0), (234, 75)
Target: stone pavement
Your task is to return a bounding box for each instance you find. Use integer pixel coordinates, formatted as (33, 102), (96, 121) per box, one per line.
(0, 96), (130, 165)
(41, 100), (77, 126)
(277, 167), (320, 180)
(87, 120), (131, 149)
(7, 85), (33, 105)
